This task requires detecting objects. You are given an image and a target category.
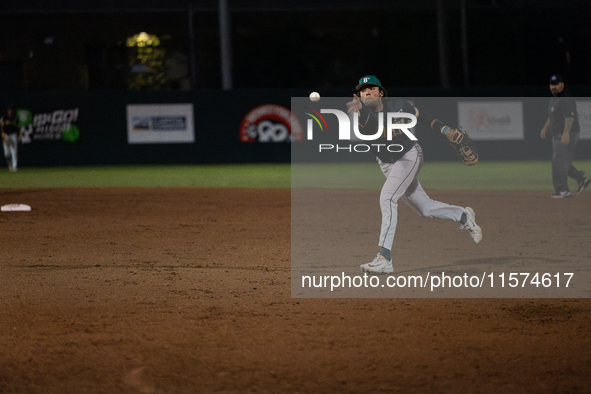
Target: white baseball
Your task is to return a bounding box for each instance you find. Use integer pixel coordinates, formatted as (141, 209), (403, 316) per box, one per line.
(309, 92), (320, 102)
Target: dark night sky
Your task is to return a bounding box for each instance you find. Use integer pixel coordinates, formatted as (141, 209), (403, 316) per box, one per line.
(0, 0), (589, 90)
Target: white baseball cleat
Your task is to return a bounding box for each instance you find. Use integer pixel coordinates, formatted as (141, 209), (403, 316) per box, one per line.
(360, 253), (393, 274)
(460, 207), (482, 244)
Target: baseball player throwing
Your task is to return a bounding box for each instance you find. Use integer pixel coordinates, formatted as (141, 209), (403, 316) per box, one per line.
(347, 75), (482, 274)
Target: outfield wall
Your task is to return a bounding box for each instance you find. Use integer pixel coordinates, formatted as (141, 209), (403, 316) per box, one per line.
(2, 87), (591, 166)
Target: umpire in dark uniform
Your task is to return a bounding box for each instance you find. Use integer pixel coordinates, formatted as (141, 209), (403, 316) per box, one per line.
(540, 75), (590, 198)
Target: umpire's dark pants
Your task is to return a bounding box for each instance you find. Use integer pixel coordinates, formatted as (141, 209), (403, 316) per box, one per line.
(552, 132), (584, 193)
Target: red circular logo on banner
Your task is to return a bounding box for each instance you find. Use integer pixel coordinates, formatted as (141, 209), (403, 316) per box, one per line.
(240, 104), (303, 143)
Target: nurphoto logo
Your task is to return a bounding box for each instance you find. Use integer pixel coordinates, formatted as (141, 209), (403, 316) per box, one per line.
(304, 107), (417, 153)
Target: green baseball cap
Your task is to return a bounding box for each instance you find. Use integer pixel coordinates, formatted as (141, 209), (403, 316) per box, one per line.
(356, 75), (382, 90)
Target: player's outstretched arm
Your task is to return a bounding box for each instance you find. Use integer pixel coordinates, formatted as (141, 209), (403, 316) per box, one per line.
(417, 111), (457, 141)
(416, 109), (478, 166)
(346, 94), (362, 113)
(413, 107), (453, 136)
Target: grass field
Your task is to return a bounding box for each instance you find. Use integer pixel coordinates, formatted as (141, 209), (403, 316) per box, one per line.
(0, 164), (291, 189)
(0, 161), (588, 191)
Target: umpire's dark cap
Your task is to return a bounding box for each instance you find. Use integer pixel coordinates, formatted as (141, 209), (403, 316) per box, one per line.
(549, 75), (563, 85)
(356, 75), (382, 91)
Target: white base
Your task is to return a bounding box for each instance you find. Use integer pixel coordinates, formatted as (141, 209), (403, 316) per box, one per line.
(1, 204), (32, 212)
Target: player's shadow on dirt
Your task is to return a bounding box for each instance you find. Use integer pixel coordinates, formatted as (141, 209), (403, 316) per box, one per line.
(399, 256), (570, 275)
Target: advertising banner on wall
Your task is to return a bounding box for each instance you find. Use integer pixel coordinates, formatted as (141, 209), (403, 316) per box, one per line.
(17, 107), (81, 143)
(457, 101), (524, 140)
(126, 103), (195, 144)
(240, 104), (303, 143)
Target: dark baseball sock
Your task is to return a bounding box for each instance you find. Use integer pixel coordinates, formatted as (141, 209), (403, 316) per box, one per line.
(380, 247), (391, 261)
(460, 213), (467, 225)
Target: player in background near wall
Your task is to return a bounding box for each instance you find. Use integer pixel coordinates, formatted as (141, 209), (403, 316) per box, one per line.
(1, 104), (19, 172)
(540, 75), (590, 198)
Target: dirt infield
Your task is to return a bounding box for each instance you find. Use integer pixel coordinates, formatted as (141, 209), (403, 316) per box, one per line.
(1, 187), (591, 393)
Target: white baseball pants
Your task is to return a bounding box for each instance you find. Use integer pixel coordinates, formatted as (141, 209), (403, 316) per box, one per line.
(3, 133), (18, 170)
(378, 143), (465, 249)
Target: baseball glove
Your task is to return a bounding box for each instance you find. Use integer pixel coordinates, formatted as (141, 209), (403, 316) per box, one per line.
(447, 128), (478, 166)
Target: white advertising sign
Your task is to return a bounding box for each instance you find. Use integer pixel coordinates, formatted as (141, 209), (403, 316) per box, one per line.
(457, 101), (524, 140)
(575, 100), (591, 140)
(127, 104), (195, 144)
